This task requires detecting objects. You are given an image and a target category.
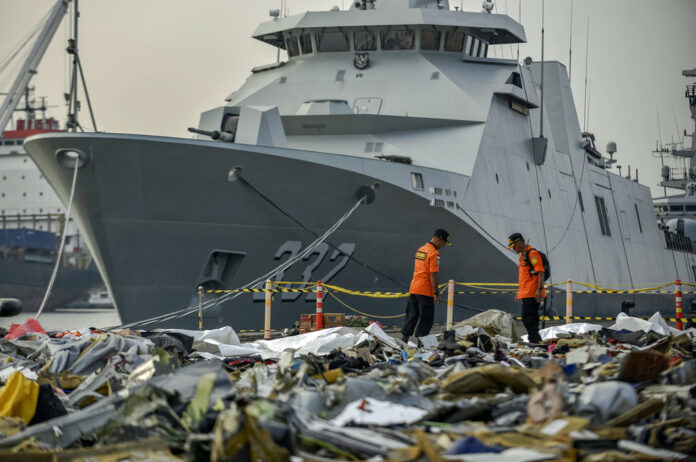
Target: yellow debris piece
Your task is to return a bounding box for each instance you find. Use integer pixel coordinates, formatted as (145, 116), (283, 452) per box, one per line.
(0, 370), (39, 424)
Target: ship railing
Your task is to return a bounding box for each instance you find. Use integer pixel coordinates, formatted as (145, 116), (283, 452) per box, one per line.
(687, 84), (696, 107)
(664, 230), (695, 253)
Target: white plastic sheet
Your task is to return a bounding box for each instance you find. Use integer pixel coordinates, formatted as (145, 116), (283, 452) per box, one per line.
(250, 327), (358, 359)
(178, 323), (400, 359)
(610, 312), (681, 336)
(331, 397), (428, 427)
(355, 322), (401, 350)
(522, 322), (602, 342)
(453, 310), (518, 340)
(163, 326), (241, 352)
(446, 448), (556, 462)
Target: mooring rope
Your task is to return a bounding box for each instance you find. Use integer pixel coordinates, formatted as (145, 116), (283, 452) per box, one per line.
(36, 159), (80, 319)
(109, 194), (369, 330)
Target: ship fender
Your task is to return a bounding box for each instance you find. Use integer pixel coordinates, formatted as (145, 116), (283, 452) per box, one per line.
(0, 299), (22, 317)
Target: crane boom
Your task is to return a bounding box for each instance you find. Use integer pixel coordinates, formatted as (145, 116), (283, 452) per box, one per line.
(0, 0), (70, 137)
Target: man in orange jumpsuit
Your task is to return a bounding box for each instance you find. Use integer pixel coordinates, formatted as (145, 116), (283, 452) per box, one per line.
(401, 229), (451, 343)
(508, 232), (545, 343)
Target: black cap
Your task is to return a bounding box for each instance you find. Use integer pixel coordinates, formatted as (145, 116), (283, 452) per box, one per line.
(507, 232), (524, 249)
(434, 229), (451, 246)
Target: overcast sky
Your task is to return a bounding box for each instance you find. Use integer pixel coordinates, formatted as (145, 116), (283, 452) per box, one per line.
(1, 0), (694, 195)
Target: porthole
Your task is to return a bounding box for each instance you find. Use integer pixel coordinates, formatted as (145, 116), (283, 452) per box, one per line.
(22, 192), (26, 197)
(21, 175), (25, 180)
(39, 192), (43, 196)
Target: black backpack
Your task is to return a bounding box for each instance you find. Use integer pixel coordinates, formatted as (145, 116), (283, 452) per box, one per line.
(524, 248), (550, 281)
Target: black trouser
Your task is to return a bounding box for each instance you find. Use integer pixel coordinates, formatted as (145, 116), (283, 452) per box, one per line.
(401, 294), (435, 339)
(521, 297), (542, 343)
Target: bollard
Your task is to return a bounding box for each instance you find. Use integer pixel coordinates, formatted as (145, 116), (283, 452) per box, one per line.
(447, 279), (454, 330)
(676, 278), (683, 330)
(264, 279), (272, 339)
(316, 280), (323, 330)
(198, 286), (203, 331)
(565, 279), (573, 324)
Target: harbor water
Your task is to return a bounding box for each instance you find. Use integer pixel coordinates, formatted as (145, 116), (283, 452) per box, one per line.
(0, 310), (120, 332)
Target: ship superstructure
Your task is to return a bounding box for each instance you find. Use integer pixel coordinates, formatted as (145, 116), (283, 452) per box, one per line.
(24, 0), (695, 328)
(652, 70), (696, 249)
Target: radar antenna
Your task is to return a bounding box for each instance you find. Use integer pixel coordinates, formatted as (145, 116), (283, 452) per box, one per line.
(65, 0), (98, 132)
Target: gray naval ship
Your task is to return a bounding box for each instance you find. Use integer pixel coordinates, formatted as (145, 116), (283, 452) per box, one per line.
(24, 0), (696, 329)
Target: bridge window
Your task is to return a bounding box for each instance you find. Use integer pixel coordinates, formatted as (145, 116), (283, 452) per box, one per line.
(300, 34), (313, 54)
(381, 28), (414, 50)
(634, 204), (643, 233)
(411, 172), (424, 190)
(354, 30), (377, 51)
(594, 195), (611, 236)
(444, 30), (465, 52)
(420, 29), (441, 50)
(316, 31), (349, 52)
(286, 36), (300, 57)
(479, 42), (488, 57)
(464, 35), (473, 55)
(472, 38), (480, 57)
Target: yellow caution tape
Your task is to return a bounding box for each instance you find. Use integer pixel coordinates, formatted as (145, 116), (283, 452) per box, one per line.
(328, 292), (406, 318)
(200, 281), (689, 299)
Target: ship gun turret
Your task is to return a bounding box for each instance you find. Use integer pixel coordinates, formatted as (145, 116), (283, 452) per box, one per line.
(188, 127), (235, 142)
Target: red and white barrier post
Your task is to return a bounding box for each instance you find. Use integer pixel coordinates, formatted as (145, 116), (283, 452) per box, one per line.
(447, 279), (454, 330)
(316, 280), (324, 330)
(676, 278), (683, 331)
(264, 279), (272, 339)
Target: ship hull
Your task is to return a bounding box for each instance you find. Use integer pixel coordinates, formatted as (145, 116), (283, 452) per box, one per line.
(25, 133), (686, 329)
(0, 259), (104, 312)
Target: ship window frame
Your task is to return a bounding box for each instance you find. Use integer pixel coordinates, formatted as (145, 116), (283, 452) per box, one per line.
(479, 42), (488, 57)
(471, 37), (481, 57)
(299, 33), (313, 54)
(286, 35), (300, 57)
(464, 35), (473, 55)
(315, 29), (350, 52)
(634, 203), (643, 233)
(419, 27), (441, 51)
(444, 28), (465, 52)
(594, 195), (611, 236)
(381, 27), (415, 51)
(411, 172), (424, 190)
(354, 29), (377, 51)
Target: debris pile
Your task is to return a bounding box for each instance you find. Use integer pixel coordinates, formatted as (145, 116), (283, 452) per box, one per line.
(1, 309), (695, 461)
